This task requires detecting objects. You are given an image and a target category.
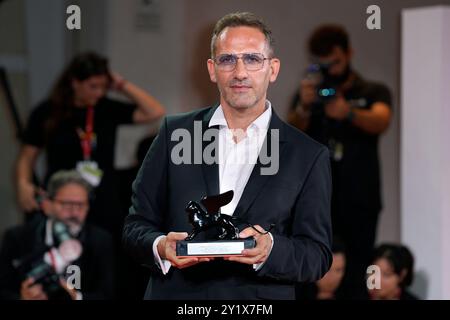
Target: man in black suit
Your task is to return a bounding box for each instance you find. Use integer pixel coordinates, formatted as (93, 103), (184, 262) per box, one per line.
(0, 170), (114, 300)
(123, 12), (332, 300)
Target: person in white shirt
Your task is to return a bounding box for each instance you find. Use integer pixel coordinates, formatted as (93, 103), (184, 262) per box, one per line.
(123, 11), (332, 300)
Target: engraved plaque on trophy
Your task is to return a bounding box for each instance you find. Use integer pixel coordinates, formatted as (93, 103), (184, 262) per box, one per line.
(176, 191), (256, 257)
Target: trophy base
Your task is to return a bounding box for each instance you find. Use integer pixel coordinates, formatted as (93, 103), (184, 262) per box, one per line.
(176, 237), (256, 257)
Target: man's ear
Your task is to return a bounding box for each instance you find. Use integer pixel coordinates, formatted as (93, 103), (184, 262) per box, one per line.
(41, 198), (52, 217)
(269, 58), (281, 83)
(207, 59), (217, 83)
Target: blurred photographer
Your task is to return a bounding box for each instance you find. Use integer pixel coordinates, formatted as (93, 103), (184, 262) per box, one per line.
(288, 24), (392, 298)
(0, 170), (114, 300)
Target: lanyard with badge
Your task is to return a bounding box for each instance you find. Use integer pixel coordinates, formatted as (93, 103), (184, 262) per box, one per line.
(76, 105), (103, 187)
(327, 97), (368, 162)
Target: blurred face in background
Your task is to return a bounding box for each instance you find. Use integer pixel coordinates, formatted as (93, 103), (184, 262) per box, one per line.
(316, 252), (346, 298)
(42, 183), (89, 235)
(317, 46), (352, 82)
(72, 74), (109, 107)
(369, 258), (404, 300)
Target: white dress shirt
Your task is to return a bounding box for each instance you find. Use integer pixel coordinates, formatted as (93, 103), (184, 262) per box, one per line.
(153, 101), (274, 274)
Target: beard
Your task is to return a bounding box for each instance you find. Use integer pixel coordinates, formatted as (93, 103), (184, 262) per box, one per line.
(327, 64), (352, 86)
(51, 216), (83, 237)
(64, 217), (83, 236)
(219, 79), (264, 109)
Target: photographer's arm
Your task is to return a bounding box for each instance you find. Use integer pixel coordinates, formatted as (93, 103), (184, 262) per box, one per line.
(324, 96), (391, 135)
(111, 73), (165, 124)
(287, 80), (316, 132)
(15, 145), (42, 212)
(287, 102), (312, 132)
(350, 102), (391, 135)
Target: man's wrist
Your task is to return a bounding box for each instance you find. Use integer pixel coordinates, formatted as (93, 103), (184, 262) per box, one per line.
(157, 236), (167, 260)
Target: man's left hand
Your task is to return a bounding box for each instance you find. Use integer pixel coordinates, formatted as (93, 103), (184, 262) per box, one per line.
(224, 225), (272, 265)
(325, 95), (351, 120)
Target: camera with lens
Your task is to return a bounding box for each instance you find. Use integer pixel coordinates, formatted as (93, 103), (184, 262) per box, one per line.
(305, 62), (337, 104)
(12, 220), (82, 300)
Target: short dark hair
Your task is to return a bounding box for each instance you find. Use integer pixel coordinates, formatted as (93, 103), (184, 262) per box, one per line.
(211, 12), (275, 57)
(308, 24), (350, 57)
(46, 52), (112, 138)
(47, 170), (92, 200)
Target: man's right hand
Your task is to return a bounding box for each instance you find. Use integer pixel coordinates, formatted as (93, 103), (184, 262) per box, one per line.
(17, 182), (40, 212)
(20, 278), (48, 300)
(157, 232), (213, 269)
(299, 79), (317, 107)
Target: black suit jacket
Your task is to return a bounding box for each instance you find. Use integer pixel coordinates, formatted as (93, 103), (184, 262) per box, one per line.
(123, 106), (332, 300)
(0, 215), (115, 300)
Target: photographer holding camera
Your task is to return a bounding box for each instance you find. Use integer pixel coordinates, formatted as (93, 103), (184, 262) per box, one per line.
(288, 24), (392, 299)
(0, 170), (114, 300)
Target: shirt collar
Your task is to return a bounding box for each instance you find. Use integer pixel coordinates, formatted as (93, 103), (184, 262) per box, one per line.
(209, 100), (272, 131)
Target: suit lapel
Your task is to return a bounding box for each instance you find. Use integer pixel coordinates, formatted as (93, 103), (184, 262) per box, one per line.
(201, 105), (220, 197)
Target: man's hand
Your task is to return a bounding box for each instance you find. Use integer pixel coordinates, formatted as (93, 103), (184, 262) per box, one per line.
(157, 232), (214, 269)
(324, 94), (351, 120)
(59, 278), (78, 300)
(17, 182), (42, 212)
(299, 79), (317, 107)
(224, 225), (272, 265)
(20, 278), (48, 300)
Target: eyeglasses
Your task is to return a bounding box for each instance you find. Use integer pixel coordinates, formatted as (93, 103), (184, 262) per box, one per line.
(213, 53), (270, 71)
(53, 199), (88, 211)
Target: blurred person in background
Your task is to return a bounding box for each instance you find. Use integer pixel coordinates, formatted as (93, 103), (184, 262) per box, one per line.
(15, 51), (165, 231)
(14, 52), (165, 298)
(0, 170), (114, 300)
(287, 24), (392, 298)
(296, 237), (346, 300)
(368, 243), (418, 300)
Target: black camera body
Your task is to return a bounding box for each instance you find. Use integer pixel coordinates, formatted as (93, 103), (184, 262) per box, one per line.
(13, 220), (78, 300)
(28, 258), (68, 299)
(306, 63), (338, 103)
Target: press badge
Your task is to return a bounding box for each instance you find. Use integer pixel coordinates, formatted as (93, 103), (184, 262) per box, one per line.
(333, 142), (344, 161)
(328, 139), (344, 162)
(76, 160), (103, 187)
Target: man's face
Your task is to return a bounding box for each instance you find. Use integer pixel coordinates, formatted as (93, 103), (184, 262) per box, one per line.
(72, 74), (109, 107)
(43, 183), (89, 233)
(207, 26), (280, 111)
(317, 46), (352, 78)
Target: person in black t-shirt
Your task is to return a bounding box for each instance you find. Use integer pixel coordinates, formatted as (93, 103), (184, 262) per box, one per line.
(16, 52), (165, 222)
(15, 52), (165, 298)
(287, 24), (392, 299)
(0, 170), (114, 300)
